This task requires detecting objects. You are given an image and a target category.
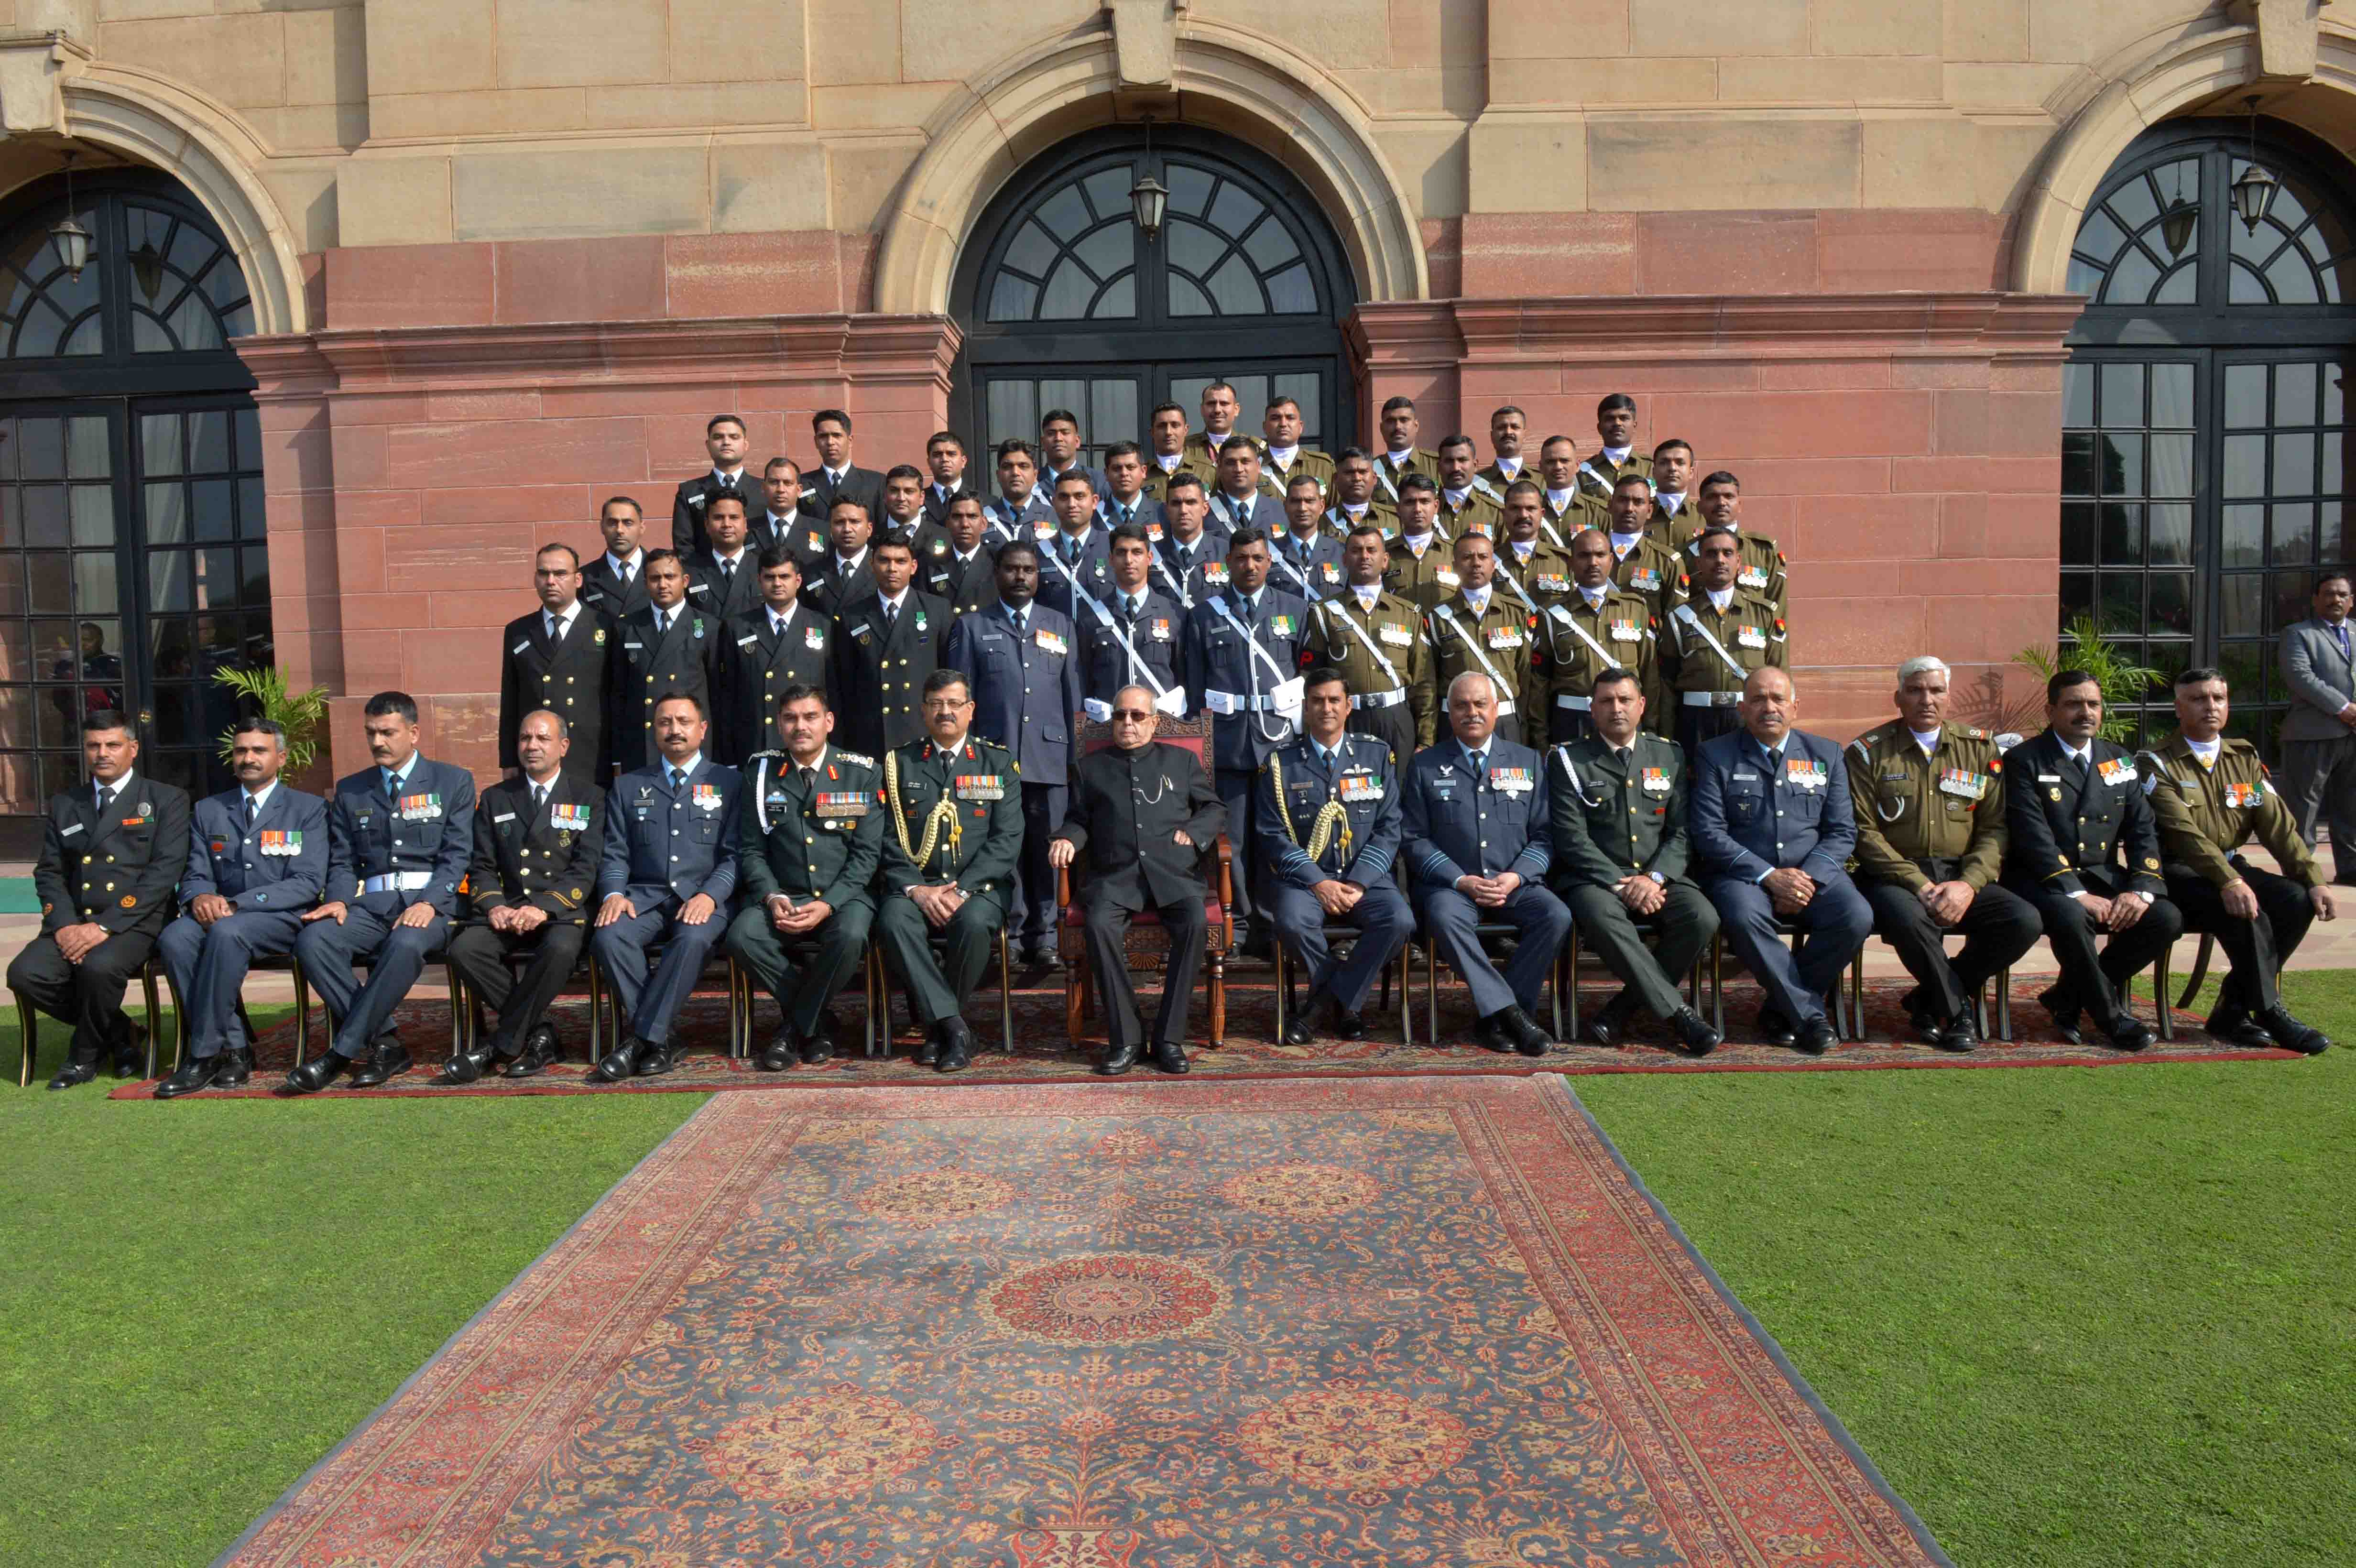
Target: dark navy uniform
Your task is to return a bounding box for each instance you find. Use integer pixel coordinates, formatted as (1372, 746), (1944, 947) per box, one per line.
(1267, 527), (1347, 604)
(671, 468), (760, 557)
(684, 549), (762, 625)
(830, 590), (951, 760)
(294, 757), (475, 1063)
(1034, 525), (1117, 624)
(803, 550), (881, 620)
(1547, 735), (1718, 1026)
(1255, 735), (1412, 1017)
(611, 602), (721, 771)
(579, 549), (649, 622)
(591, 755), (741, 1055)
(1689, 729), (1873, 1035)
(1076, 587), (1186, 709)
(499, 603), (613, 783)
(1182, 584), (1311, 943)
(445, 772), (601, 1064)
(803, 464), (887, 531)
(1401, 735), (1568, 1024)
(1206, 490), (1283, 534)
(2002, 729), (2184, 1038)
(718, 602), (831, 765)
(1151, 528), (1233, 611)
(12, 771), (192, 1078)
(922, 543), (999, 617)
(722, 746), (883, 1046)
(1098, 494), (1167, 536)
(948, 599), (1083, 955)
(982, 495), (1053, 551)
(155, 782), (327, 1065)
(874, 734), (1024, 1036)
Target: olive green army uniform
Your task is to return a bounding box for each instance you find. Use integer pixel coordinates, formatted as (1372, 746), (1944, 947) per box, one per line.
(1492, 538), (1577, 614)
(1677, 525), (1789, 620)
(1575, 449), (1647, 502)
(1606, 530), (1686, 621)
(1658, 588), (1784, 754)
(1304, 588), (1435, 763)
(1372, 447), (1440, 503)
(1436, 489), (1503, 539)
(1320, 500), (1398, 542)
(1427, 588), (1537, 746)
(1546, 733), (1717, 1024)
(1257, 447), (1334, 499)
(1384, 532), (1462, 611)
(874, 733), (1025, 1034)
(1533, 586), (1660, 745)
(722, 746), (885, 1044)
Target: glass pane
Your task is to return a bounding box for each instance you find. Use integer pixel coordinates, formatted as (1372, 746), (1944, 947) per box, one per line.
(2150, 363), (2194, 428)
(2152, 265), (2195, 305)
(151, 684), (196, 748)
(2098, 573), (2138, 633)
(2099, 363), (2144, 427)
(234, 408), (260, 467)
(986, 274), (1038, 322)
(0, 556), (21, 616)
(2224, 364), (2269, 427)
(2075, 207), (2128, 266)
(2149, 502), (2192, 565)
(1241, 216), (1300, 271)
(240, 544), (270, 605)
(2222, 503), (2265, 567)
(2223, 434), (2267, 497)
(66, 416), (108, 478)
(142, 413), (184, 476)
(2324, 434), (2345, 496)
(22, 487), (67, 547)
(1166, 218), (1225, 277)
(1002, 219), (1057, 279)
(1036, 381), (1086, 426)
(2221, 574), (2264, 636)
(198, 546), (237, 608)
(239, 476), (266, 537)
(192, 478), (236, 542)
(2229, 258), (2270, 305)
(1037, 259), (1093, 320)
(72, 551), (117, 613)
(1169, 275), (1212, 317)
(0, 490), (15, 548)
(2148, 432), (2192, 497)
(2273, 502), (2315, 565)
(131, 312), (174, 354)
(2266, 248), (2321, 304)
(1090, 381), (1137, 448)
(2059, 570), (2093, 626)
(2326, 362), (2345, 425)
(0, 689), (28, 748)
(2324, 501), (2351, 562)
(1274, 373), (1322, 442)
(190, 410), (230, 472)
(2279, 361), (2319, 424)
(1206, 183), (1266, 240)
(1204, 254), (1265, 315)
(68, 485), (112, 547)
(1072, 224), (1130, 280)
(1265, 263), (1318, 315)
(2147, 641), (2192, 685)
(2148, 572), (2193, 635)
(144, 482), (187, 544)
(2060, 501), (2096, 565)
(149, 550), (190, 612)
(2098, 434), (2142, 496)
(2061, 431), (2095, 496)
(2274, 574), (2316, 638)
(2105, 246), (2160, 304)
(1165, 163), (1214, 218)
(2275, 432), (2316, 495)
(1080, 166), (1133, 222)
(18, 419), (62, 480)
(1035, 184), (1089, 240)
(1089, 276), (1135, 319)
(151, 617), (191, 679)
(2062, 362), (2095, 426)
(27, 553), (68, 613)
(2099, 503), (2139, 563)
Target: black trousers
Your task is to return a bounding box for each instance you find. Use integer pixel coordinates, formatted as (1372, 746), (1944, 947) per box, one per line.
(1346, 702), (1418, 774)
(1558, 879), (1715, 1021)
(1673, 702), (1743, 758)
(1083, 894), (1207, 1051)
(1860, 874), (2043, 1024)
(445, 920), (586, 1051)
(6, 928), (155, 1064)
(2017, 867), (2185, 1027)
(1549, 703), (1595, 748)
(2164, 862), (2314, 1017)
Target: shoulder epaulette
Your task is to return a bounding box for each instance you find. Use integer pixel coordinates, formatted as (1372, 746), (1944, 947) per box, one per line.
(834, 750), (876, 769)
(1957, 724), (1989, 740)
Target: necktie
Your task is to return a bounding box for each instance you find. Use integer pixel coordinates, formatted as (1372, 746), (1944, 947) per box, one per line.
(96, 783), (112, 816)
(884, 600), (898, 631)
(720, 560), (733, 583)
(1618, 747), (1634, 770)
(2070, 751), (2090, 780)
(655, 610), (669, 636)
(1010, 609), (1027, 637)
(801, 765), (818, 790)
(670, 766), (687, 791)
(1064, 536), (1080, 566)
(532, 783), (547, 814)
(243, 794), (257, 830)
(2336, 623), (2349, 658)
(621, 561), (634, 585)
(1117, 504), (1134, 525)
(1126, 595), (1141, 617)
(383, 769), (400, 800)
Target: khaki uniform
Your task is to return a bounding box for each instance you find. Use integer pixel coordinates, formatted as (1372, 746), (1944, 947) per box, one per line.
(1575, 449), (1647, 502)
(1844, 722), (2042, 1029)
(1181, 430), (1255, 479)
(1538, 487), (1609, 547)
(1606, 530), (1687, 619)
(1320, 500), (1399, 542)
(1492, 538), (1577, 614)
(1372, 446), (1440, 503)
(1384, 533), (1462, 610)
(1257, 446), (1334, 499)
(1477, 458), (1538, 494)
(1436, 489), (1504, 539)
(1533, 587), (1660, 745)
(1677, 525), (1789, 620)
(1142, 457), (1211, 504)
(1427, 589), (1537, 746)
(1305, 588), (1436, 761)
(2142, 731), (2325, 1024)
(1659, 588), (1784, 752)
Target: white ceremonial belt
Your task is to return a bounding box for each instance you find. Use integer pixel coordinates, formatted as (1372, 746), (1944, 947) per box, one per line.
(1554, 693), (1592, 711)
(1206, 689), (1278, 713)
(1681, 690), (1742, 708)
(1351, 690), (1407, 710)
(361, 871), (434, 893)
(1494, 699), (1516, 715)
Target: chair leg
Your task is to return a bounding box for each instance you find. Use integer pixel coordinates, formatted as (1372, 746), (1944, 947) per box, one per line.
(143, 963), (164, 1078)
(584, 960), (602, 1062)
(1564, 927), (1582, 1041)
(17, 995), (35, 1088)
(1996, 965), (2013, 1041)
(1709, 935), (1724, 1036)
(866, 950), (883, 1059)
(1064, 960), (1085, 1050)
(446, 968), (465, 1063)
(1208, 947), (1226, 1049)
(1849, 953), (1868, 1044)
(996, 930), (1014, 1054)
(1549, 945), (1563, 1045)
(293, 962), (311, 1069)
(2154, 951), (2175, 1042)
(2176, 932), (2215, 1013)
(1273, 946), (1287, 1039)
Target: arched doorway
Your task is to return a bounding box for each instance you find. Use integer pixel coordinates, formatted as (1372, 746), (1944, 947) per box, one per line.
(2061, 116), (2356, 753)
(952, 125), (1359, 466)
(0, 166), (264, 846)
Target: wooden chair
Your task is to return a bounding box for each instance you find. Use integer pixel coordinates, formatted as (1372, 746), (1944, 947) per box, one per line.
(15, 955), (165, 1087)
(877, 923), (1017, 1055)
(163, 952), (316, 1071)
(1555, 916), (1705, 1043)
(1706, 925), (1862, 1041)
(1056, 716), (1235, 1050)
(1841, 942), (2017, 1043)
(587, 945), (756, 1060)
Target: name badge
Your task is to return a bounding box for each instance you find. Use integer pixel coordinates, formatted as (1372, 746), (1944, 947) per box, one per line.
(1490, 766), (1534, 796)
(511, 641), (531, 655)
(736, 634), (759, 648)
(1641, 767), (1671, 795)
(1338, 773), (1384, 803)
(954, 774), (1006, 801)
(1737, 626), (1768, 650)
(2097, 757), (2137, 786)
(61, 822), (84, 837)
(1731, 770), (1758, 782)
(492, 812), (517, 825)
(1785, 759), (1828, 791)
(1035, 627), (1068, 656)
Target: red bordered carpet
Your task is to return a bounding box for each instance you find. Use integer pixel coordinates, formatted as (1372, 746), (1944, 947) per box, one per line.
(114, 969), (2295, 1100)
(217, 1076), (1952, 1568)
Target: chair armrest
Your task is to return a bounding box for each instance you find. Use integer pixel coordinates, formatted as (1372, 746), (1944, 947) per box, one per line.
(1214, 832), (1234, 905)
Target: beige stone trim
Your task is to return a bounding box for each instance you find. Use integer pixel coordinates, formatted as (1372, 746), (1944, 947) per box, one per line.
(872, 13), (1426, 315)
(38, 60), (309, 333)
(2011, 17), (2356, 294)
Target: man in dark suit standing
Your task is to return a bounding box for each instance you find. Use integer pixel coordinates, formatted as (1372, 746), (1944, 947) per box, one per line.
(500, 543), (611, 785)
(1050, 688), (1227, 1075)
(672, 412), (761, 556)
(947, 538), (1082, 969)
(801, 497), (879, 618)
(589, 693), (741, 1080)
(288, 692), (476, 1090)
(11, 710), (192, 1088)
(920, 430), (972, 528)
(442, 708), (602, 1081)
(919, 493), (999, 617)
(580, 496), (651, 622)
(719, 544), (830, 763)
(805, 407), (886, 526)
(1688, 666), (1873, 1056)
(829, 532), (950, 761)
(153, 718), (327, 1097)
(610, 550), (721, 772)
(2002, 669), (2184, 1050)
(755, 457), (823, 560)
(1038, 407), (1111, 501)
(684, 492), (762, 626)
(2277, 571), (2356, 882)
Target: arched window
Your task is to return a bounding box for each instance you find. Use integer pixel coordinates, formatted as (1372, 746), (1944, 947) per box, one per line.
(2061, 118), (2356, 753)
(953, 126), (1357, 470)
(0, 169), (263, 843)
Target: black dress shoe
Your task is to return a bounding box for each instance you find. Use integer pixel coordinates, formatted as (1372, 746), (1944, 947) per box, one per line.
(1793, 1018), (1838, 1056)
(1096, 1042), (1144, 1076)
(46, 1056), (99, 1091)
(437, 1044), (493, 1085)
(347, 1042), (412, 1088)
(759, 1028), (799, 1072)
(217, 1046), (254, 1088)
(2256, 1006), (2331, 1055)
(2036, 985), (2083, 1045)
(1755, 1008), (1799, 1050)
(505, 1029), (559, 1078)
(1331, 1002), (1365, 1040)
(1671, 1007), (1721, 1057)
(156, 1055), (225, 1099)
(589, 1040), (644, 1083)
(2101, 1015), (2154, 1052)
(1280, 1011), (1318, 1046)
(285, 1052), (349, 1094)
(2205, 1009), (2276, 1048)
(799, 1035), (835, 1066)
(1933, 1012), (1980, 1053)
(634, 1041), (684, 1077)
(1503, 1006), (1552, 1057)
(1150, 1040), (1190, 1074)
(913, 1026), (942, 1067)
(1472, 1011), (1518, 1054)
(937, 1020), (975, 1074)
(1582, 992), (1636, 1049)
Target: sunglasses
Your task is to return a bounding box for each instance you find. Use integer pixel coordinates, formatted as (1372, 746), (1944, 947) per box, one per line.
(1112, 709), (1154, 722)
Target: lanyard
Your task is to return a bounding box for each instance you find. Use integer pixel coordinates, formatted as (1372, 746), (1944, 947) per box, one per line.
(1672, 603), (1749, 679)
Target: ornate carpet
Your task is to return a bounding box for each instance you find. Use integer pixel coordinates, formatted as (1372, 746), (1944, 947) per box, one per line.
(216, 1076), (1951, 1568)
(115, 969), (2294, 1100)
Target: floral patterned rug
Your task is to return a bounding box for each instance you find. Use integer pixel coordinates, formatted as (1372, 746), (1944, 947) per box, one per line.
(114, 968), (2293, 1101)
(216, 1077), (1951, 1568)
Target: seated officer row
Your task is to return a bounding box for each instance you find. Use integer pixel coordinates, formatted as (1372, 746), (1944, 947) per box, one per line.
(11, 649), (2330, 1095)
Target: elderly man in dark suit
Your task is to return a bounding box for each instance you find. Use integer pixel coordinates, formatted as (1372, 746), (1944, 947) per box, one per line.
(1689, 666), (1873, 1056)
(2278, 570), (2356, 883)
(1049, 687), (1227, 1076)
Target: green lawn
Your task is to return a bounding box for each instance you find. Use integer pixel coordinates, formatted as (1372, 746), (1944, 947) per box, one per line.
(1, 979), (2350, 1567)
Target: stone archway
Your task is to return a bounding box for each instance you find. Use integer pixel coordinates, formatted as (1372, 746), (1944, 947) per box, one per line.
(872, 14), (1427, 317)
